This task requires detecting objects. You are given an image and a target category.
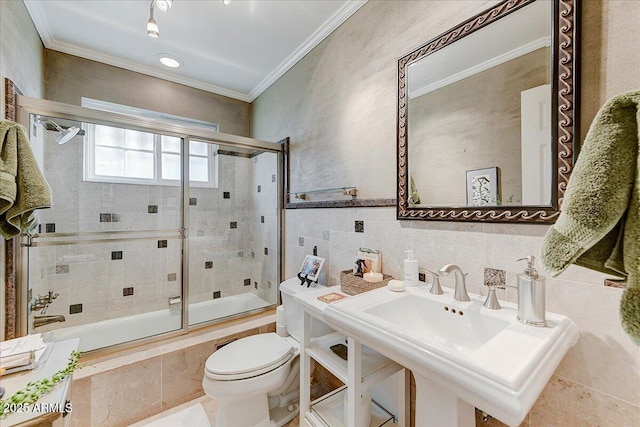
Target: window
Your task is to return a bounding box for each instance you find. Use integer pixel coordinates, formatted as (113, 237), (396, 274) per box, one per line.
(80, 99), (219, 188)
(84, 124), (218, 187)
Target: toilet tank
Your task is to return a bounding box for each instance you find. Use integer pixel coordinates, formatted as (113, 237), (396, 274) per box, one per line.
(280, 277), (333, 342)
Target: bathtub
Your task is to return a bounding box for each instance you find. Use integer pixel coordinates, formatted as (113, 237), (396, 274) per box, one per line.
(52, 293), (273, 352)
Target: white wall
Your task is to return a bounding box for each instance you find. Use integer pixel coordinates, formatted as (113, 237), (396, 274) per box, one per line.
(252, 0), (640, 424)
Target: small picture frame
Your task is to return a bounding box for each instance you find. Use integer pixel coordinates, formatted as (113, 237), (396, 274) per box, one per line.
(466, 167), (500, 206)
(299, 255), (325, 282)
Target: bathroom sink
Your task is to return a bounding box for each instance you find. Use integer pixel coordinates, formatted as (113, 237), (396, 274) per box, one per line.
(323, 286), (578, 426)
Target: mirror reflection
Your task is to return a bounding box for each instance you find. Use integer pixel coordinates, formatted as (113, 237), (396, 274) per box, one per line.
(407, 0), (552, 208)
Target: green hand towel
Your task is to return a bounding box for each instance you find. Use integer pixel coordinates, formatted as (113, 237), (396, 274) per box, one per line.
(540, 90), (640, 346)
(0, 120), (52, 239)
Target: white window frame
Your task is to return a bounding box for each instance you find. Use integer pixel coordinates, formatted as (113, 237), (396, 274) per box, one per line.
(81, 98), (219, 188)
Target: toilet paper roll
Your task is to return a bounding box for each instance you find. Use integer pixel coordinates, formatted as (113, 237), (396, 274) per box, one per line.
(276, 306), (287, 337)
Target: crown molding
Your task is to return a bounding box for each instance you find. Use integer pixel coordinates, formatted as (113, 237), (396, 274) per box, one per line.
(24, 0), (54, 47)
(247, 0), (368, 101)
(24, 0), (368, 103)
(409, 36), (551, 99)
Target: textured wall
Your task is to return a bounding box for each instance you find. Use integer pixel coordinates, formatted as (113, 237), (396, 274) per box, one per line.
(0, 0), (45, 341)
(253, 0), (640, 425)
(0, 0), (44, 116)
(44, 50), (251, 137)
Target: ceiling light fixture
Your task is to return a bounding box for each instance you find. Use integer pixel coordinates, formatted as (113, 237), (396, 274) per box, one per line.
(158, 54), (182, 68)
(156, 0), (173, 12)
(220, 0), (231, 5)
(147, 0), (171, 38)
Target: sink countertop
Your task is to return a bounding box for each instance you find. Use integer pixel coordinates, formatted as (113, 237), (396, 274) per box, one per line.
(322, 285), (579, 426)
(292, 285), (350, 320)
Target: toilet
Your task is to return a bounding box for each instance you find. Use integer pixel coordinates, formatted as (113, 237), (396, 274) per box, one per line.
(202, 277), (331, 427)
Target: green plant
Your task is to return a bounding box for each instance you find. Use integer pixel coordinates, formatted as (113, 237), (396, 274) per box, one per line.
(0, 350), (82, 417)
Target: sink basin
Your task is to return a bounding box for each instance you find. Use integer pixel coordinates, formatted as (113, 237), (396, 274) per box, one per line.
(364, 292), (511, 353)
(324, 286), (578, 426)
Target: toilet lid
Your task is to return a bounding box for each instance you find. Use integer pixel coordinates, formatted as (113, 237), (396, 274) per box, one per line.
(205, 333), (294, 380)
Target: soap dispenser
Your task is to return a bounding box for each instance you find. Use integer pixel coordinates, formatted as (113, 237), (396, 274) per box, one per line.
(404, 250), (419, 287)
(516, 255), (546, 326)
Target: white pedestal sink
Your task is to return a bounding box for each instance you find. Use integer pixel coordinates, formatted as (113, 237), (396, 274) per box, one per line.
(323, 286), (579, 427)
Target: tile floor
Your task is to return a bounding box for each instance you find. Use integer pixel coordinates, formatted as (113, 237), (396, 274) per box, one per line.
(130, 395), (300, 427)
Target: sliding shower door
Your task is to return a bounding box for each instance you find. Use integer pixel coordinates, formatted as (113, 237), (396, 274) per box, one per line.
(23, 113), (184, 351)
(187, 144), (280, 326)
(16, 96), (283, 352)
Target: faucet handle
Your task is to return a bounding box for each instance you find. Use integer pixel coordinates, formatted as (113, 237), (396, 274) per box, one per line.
(483, 287), (502, 310)
(420, 268), (443, 295)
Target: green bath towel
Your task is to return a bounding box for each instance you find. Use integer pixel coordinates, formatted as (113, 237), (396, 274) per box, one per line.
(540, 90), (640, 345)
(0, 120), (51, 239)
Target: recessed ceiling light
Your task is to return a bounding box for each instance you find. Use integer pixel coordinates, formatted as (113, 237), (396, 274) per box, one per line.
(158, 54), (182, 68)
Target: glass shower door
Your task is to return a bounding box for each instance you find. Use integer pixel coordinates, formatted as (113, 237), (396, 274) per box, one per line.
(24, 114), (184, 352)
(187, 143), (279, 326)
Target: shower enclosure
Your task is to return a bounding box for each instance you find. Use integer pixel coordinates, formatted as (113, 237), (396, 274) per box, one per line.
(15, 96), (283, 352)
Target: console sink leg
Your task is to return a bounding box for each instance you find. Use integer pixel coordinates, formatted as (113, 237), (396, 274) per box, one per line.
(414, 374), (475, 427)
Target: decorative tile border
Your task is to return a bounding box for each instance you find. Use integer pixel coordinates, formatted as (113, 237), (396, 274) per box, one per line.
(285, 198), (396, 209)
(4, 78), (17, 339)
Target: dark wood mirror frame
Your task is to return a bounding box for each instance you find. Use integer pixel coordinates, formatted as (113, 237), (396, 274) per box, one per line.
(397, 0), (579, 223)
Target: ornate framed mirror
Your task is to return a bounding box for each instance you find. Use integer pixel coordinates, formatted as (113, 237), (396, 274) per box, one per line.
(397, 0), (579, 223)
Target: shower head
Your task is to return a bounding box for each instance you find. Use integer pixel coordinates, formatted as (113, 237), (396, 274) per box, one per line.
(35, 117), (83, 144)
(55, 125), (80, 144)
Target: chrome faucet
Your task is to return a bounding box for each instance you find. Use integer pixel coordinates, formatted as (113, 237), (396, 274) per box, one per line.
(33, 315), (66, 328)
(438, 264), (470, 302)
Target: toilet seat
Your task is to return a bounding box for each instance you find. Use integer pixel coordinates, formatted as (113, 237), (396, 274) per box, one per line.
(205, 333), (294, 381)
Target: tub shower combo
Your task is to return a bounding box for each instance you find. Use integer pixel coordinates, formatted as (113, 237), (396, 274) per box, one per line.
(15, 97), (284, 352)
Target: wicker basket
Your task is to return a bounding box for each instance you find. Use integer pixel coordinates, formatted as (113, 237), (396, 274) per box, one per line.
(340, 270), (394, 295)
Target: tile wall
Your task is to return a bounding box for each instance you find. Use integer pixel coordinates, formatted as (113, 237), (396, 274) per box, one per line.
(284, 207), (640, 425)
(30, 129), (280, 332)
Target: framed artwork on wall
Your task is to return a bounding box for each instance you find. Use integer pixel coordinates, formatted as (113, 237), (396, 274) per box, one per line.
(466, 167), (500, 206)
(299, 255), (325, 282)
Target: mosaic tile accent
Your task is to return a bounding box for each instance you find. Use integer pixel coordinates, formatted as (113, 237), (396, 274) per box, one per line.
(223, 192), (231, 199)
(251, 251), (255, 259)
(158, 240), (168, 248)
(264, 247), (269, 255)
(111, 251), (123, 260)
(69, 303), (83, 314)
(123, 287), (134, 296)
(230, 221), (237, 229)
(189, 198), (197, 206)
(205, 261), (213, 269)
(484, 268), (506, 287)
(286, 198), (396, 209)
(419, 272), (426, 282)
(244, 278), (251, 286)
(56, 264), (69, 274)
(254, 282), (258, 290)
(45, 223), (56, 233)
(237, 251), (244, 258)
(148, 205), (158, 213)
(272, 174), (276, 183)
(355, 220), (364, 233)
(112, 214), (120, 222)
(298, 237), (304, 246)
(261, 215), (265, 223)
(213, 291), (221, 299)
(167, 273), (177, 281)
(257, 185), (261, 193)
(100, 213), (112, 222)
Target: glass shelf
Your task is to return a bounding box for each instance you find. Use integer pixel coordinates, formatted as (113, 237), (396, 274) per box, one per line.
(308, 386), (396, 427)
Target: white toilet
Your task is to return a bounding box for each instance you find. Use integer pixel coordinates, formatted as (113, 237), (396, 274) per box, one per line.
(202, 277), (331, 427)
